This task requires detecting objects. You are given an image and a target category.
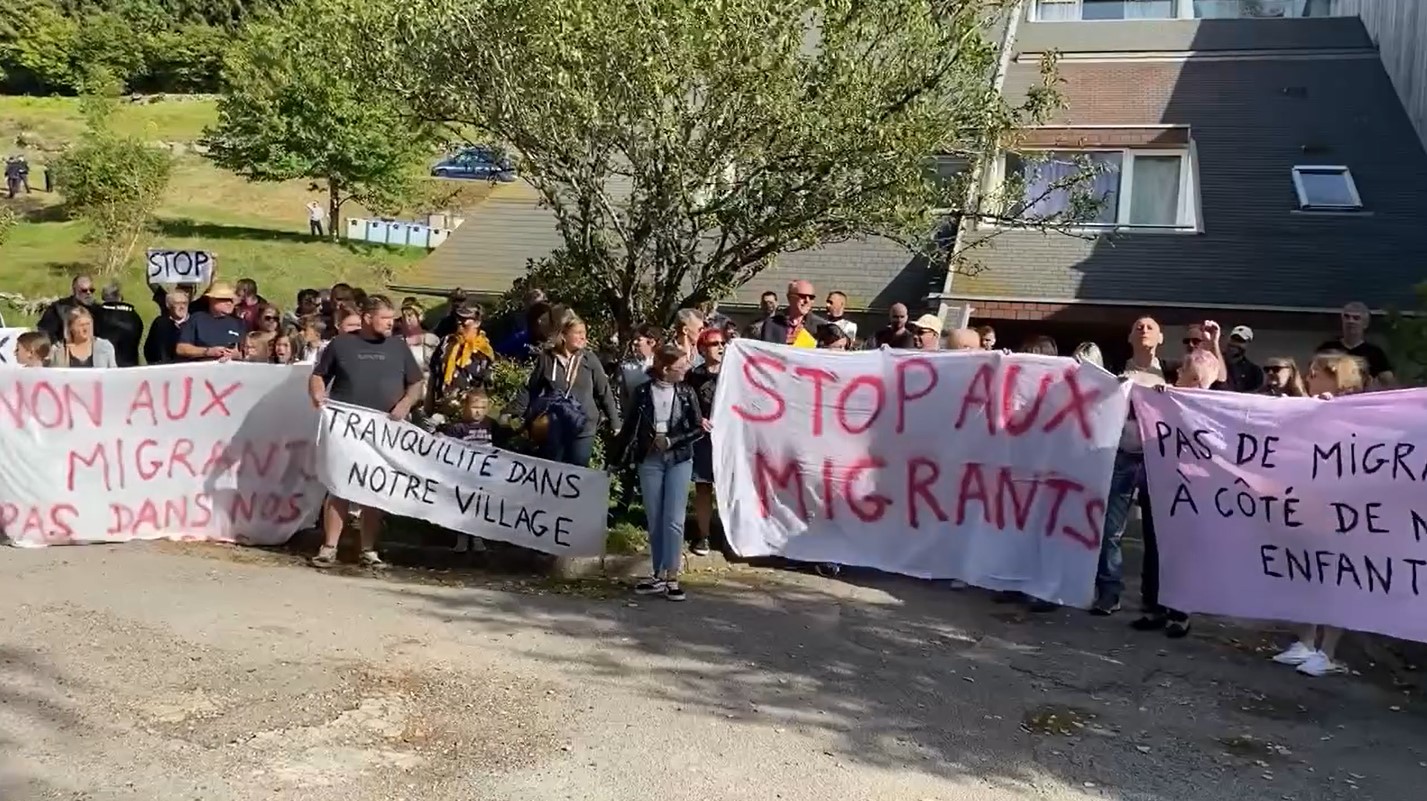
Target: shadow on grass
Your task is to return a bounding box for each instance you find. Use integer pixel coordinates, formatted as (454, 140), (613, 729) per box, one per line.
(152, 217), (417, 258)
(363, 545), (1427, 801)
(0, 194), (68, 223)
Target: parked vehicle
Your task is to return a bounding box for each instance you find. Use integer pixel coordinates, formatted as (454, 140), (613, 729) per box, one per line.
(430, 146), (517, 182)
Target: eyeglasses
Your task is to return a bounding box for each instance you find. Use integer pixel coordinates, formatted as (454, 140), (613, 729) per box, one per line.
(1183, 337), (1203, 347)
(1265, 365), (1291, 373)
(705, 340), (725, 348)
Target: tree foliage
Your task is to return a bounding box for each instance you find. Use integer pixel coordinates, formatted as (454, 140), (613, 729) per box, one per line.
(336, 0), (1058, 334)
(201, 3), (435, 232)
(53, 72), (174, 274)
(0, 0), (287, 93)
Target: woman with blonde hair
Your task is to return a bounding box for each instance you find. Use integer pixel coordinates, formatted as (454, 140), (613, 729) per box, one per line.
(1271, 352), (1367, 677)
(401, 299), (440, 373)
(506, 312), (621, 467)
(48, 306), (117, 368)
(1260, 357), (1308, 397)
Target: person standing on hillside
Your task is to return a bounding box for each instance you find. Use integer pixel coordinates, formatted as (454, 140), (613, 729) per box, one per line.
(308, 295), (424, 570)
(306, 201), (326, 237)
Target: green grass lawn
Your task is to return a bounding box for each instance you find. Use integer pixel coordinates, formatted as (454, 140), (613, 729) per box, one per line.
(1, 96), (490, 327)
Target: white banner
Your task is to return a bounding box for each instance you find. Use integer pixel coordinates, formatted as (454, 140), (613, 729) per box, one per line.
(0, 327), (26, 366)
(315, 402), (609, 556)
(145, 249), (215, 284)
(0, 363), (324, 547)
(713, 340), (1128, 606)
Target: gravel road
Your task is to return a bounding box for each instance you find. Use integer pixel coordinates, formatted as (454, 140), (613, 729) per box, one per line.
(1, 543), (1423, 801)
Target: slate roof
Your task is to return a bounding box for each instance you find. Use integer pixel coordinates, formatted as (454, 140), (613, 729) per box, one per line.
(954, 16), (1427, 311)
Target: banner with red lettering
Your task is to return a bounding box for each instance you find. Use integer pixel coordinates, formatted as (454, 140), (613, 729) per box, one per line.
(0, 364), (324, 547)
(712, 340), (1129, 607)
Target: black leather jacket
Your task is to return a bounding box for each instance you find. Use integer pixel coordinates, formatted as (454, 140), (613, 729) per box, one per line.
(616, 380), (705, 465)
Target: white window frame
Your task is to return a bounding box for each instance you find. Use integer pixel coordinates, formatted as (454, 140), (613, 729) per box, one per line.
(1291, 165), (1362, 211)
(993, 147), (1200, 233)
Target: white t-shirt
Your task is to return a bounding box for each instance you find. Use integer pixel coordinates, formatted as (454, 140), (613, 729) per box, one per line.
(831, 318), (858, 341)
(651, 382), (675, 434)
(307, 203), (324, 222)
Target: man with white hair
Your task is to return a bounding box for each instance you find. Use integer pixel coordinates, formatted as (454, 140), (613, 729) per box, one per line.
(944, 328), (981, 351)
(95, 281), (144, 367)
(1316, 301), (1394, 384)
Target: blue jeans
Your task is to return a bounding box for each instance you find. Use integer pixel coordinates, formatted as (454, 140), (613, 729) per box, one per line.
(541, 434), (595, 468)
(1096, 449), (1144, 601)
(639, 453), (693, 577)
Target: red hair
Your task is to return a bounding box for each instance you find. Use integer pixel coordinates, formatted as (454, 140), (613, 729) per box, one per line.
(696, 327), (724, 349)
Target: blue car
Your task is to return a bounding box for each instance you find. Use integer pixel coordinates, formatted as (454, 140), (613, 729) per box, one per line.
(430, 147), (518, 182)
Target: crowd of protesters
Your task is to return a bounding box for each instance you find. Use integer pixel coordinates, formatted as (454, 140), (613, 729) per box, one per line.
(11, 271), (1396, 667)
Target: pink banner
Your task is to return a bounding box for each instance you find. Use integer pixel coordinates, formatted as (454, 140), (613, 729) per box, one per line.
(1135, 386), (1427, 643)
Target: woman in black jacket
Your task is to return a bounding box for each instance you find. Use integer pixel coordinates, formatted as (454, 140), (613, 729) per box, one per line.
(618, 344), (706, 602)
(503, 313), (620, 467)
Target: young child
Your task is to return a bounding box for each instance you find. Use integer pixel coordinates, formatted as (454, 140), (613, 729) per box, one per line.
(14, 331), (52, 367)
(438, 390), (494, 554)
(239, 331), (268, 362)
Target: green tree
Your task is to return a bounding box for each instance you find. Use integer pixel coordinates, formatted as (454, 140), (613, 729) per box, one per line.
(201, 5), (435, 234)
(337, 0), (1061, 336)
(53, 72), (174, 274)
(0, 0), (81, 92)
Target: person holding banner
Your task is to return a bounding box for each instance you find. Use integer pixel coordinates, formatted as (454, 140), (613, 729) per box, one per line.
(1134, 347), (1222, 638)
(618, 344), (707, 601)
(1269, 352), (1368, 677)
(308, 295), (425, 569)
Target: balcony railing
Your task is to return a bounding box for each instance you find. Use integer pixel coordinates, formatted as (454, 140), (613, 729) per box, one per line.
(1033, 0), (1340, 21)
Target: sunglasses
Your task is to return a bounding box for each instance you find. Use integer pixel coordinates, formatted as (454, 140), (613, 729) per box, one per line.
(262, 315), (279, 322)
(793, 293), (815, 301)
(1265, 365), (1291, 373)
(704, 340), (726, 348)
(76, 288), (94, 295)
(1183, 337), (1203, 346)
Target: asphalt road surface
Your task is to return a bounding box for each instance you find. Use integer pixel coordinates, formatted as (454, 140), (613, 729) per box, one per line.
(1, 544), (1423, 801)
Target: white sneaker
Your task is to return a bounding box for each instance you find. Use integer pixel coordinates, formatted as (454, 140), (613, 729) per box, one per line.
(1296, 651), (1348, 677)
(1272, 641), (1316, 666)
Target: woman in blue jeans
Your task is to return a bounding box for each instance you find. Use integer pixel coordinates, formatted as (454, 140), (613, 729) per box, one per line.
(616, 344), (707, 601)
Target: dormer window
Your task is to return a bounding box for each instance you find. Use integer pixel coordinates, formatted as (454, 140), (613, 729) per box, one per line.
(1291, 166), (1363, 211)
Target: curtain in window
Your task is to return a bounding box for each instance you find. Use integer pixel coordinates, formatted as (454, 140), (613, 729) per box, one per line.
(1036, 0), (1081, 20)
(1127, 155), (1183, 226)
(1194, 0), (1307, 18)
(1019, 152), (1122, 224)
(1124, 0), (1176, 18)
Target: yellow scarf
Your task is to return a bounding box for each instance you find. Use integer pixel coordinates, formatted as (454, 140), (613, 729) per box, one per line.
(441, 331), (494, 389)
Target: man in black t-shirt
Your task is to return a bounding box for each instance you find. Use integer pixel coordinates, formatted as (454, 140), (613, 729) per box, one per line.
(95, 282), (145, 367)
(1316, 301), (1395, 384)
(308, 294), (424, 570)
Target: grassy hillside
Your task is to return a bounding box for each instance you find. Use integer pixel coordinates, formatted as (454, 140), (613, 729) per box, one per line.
(0, 96), (488, 327)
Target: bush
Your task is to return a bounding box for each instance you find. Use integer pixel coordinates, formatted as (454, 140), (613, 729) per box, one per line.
(605, 521), (648, 555)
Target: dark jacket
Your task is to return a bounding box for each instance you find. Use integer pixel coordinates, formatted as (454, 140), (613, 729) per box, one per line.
(425, 335), (495, 413)
(95, 301), (144, 367)
(506, 349), (621, 438)
(144, 315), (185, 365)
(751, 309), (825, 346)
(36, 296), (87, 343)
(616, 380), (706, 465)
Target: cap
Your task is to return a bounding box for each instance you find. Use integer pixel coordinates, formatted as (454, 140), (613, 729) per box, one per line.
(913, 314), (944, 336)
(205, 281), (237, 300)
(1230, 325), (1254, 342)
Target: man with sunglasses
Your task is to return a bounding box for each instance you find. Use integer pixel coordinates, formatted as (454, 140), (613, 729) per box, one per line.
(1316, 301), (1394, 385)
(37, 274), (98, 345)
(750, 279), (824, 348)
